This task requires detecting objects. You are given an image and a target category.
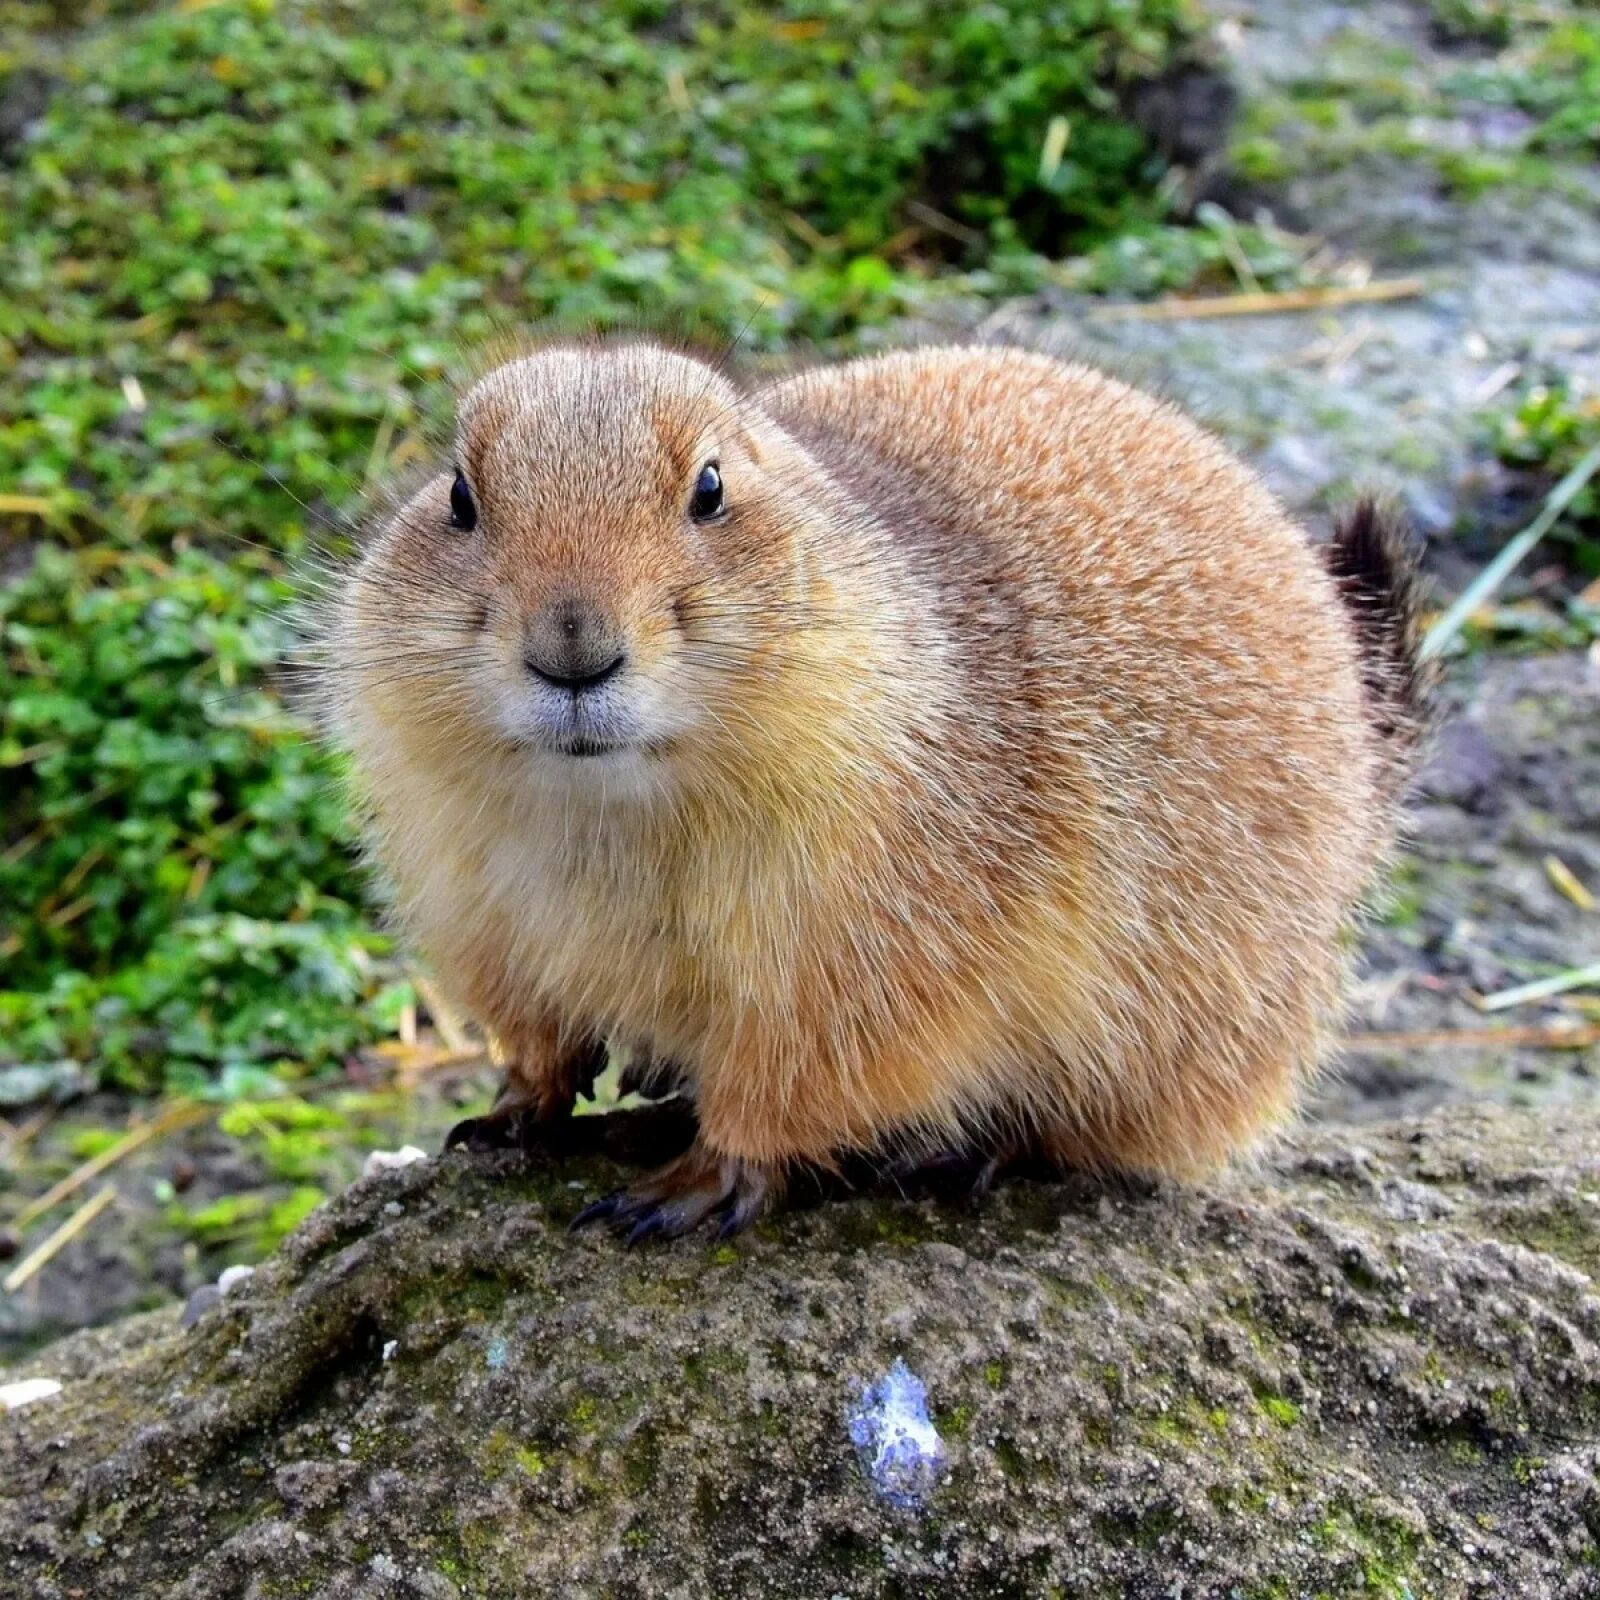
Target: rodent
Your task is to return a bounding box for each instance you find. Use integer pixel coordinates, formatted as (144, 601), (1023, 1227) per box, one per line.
(324, 339), (1425, 1240)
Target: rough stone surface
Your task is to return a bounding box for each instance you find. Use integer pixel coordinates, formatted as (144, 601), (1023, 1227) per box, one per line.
(2, 1104), (1598, 1599)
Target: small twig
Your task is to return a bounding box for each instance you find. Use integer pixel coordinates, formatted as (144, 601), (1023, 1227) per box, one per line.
(1475, 962), (1600, 1015)
(1421, 439), (1600, 660)
(4, 1185), (117, 1295)
(1089, 278), (1426, 322)
(1345, 1023), (1600, 1052)
(904, 201), (986, 249)
(11, 1101), (208, 1232)
(1545, 855), (1595, 912)
(1471, 361), (1521, 405)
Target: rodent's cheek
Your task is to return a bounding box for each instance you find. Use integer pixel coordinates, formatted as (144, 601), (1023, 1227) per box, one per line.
(626, 669), (709, 747)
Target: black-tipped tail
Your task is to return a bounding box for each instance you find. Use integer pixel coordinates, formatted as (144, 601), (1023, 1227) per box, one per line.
(1325, 499), (1431, 780)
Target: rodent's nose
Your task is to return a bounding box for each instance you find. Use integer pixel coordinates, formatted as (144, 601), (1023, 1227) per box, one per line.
(522, 598), (627, 692)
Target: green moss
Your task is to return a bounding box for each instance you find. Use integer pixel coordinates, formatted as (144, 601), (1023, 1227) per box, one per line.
(1305, 1498), (1424, 1600)
(622, 1426), (660, 1494)
(1144, 1414), (1194, 1445)
(1259, 1395), (1301, 1428)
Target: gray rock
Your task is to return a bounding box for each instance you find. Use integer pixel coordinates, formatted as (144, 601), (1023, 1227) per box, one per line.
(0, 1060), (86, 1110)
(1, 1103), (1598, 1597)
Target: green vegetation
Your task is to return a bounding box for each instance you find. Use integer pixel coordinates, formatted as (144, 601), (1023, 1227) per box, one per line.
(167, 1181), (325, 1255)
(1490, 379), (1600, 577)
(0, 544), (402, 1090)
(0, 0), (1204, 1088)
(0, 0), (1202, 550)
(1054, 204), (1312, 298)
(1233, 0), (1600, 201)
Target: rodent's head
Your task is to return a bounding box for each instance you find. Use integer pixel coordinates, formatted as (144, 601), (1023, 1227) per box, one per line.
(338, 342), (838, 796)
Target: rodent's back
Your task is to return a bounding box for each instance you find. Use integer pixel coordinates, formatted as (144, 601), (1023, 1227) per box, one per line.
(763, 347), (1392, 1167)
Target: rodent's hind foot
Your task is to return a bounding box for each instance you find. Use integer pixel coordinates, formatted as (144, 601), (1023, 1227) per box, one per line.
(875, 1147), (1003, 1206)
(570, 1144), (774, 1246)
(878, 1136), (1035, 1202)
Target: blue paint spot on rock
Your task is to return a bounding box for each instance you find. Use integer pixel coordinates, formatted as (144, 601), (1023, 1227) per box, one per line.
(847, 1358), (946, 1508)
(485, 1337), (509, 1370)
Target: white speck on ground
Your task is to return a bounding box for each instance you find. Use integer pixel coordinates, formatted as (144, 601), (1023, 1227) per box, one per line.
(363, 1146), (428, 1178)
(0, 1379), (62, 1412)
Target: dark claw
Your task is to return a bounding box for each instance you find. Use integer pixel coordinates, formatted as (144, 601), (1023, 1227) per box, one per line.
(878, 1144), (1011, 1203)
(617, 1055), (690, 1102)
(964, 1156), (1001, 1203)
(718, 1183), (766, 1238)
(443, 1113), (522, 1153)
(570, 1038), (611, 1103)
(570, 1192), (625, 1231)
(444, 1105), (575, 1157)
(572, 1149), (769, 1246)
(624, 1209), (668, 1247)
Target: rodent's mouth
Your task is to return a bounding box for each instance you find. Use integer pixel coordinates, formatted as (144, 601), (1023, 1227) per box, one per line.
(500, 734), (674, 762)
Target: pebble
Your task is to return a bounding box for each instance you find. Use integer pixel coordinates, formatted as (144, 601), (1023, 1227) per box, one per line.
(0, 1378), (62, 1412)
(179, 1284), (223, 1330)
(363, 1146), (429, 1178)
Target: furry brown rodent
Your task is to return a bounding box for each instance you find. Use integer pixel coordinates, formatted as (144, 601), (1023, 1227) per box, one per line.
(324, 340), (1424, 1240)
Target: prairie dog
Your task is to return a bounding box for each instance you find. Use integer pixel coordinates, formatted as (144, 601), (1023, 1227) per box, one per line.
(325, 340), (1423, 1239)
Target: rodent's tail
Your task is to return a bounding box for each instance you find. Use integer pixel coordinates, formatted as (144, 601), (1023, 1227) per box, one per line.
(1324, 498), (1431, 787)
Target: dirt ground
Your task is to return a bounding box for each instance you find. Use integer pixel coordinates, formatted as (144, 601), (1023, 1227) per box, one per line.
(3, 0), (1597, 1361)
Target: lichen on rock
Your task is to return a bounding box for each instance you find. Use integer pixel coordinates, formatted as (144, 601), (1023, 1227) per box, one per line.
(2, 1104), (1598, 1598)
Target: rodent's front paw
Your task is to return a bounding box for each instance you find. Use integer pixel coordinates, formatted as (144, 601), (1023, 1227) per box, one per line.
(442, 1104), (568, 1155)
(570, 1145), (773, 1246)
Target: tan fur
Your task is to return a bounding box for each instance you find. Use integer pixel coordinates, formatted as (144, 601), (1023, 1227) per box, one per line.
(324, 340), (1398, 1196)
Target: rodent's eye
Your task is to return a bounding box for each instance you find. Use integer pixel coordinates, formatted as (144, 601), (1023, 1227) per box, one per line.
(448, 469), (478, 532)
(689, 462), (724, 522)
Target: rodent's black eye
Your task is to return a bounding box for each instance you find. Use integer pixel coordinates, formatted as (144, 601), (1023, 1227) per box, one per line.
(689, 462), (724, 522)
(448, 469), (477, 532)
